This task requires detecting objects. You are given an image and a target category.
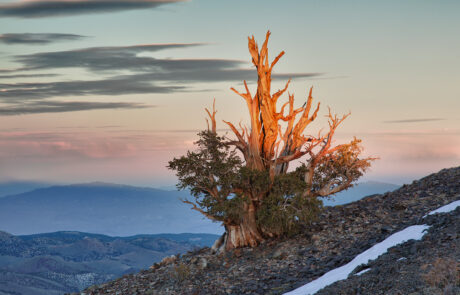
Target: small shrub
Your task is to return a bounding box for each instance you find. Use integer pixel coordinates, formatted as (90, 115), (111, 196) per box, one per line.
(422, 257), (459, 293)
(173, 262), (190, 283)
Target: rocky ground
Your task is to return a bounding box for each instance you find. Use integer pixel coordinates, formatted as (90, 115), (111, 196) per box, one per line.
(78, 166), (460, 295)
(316, 207), (459, 295)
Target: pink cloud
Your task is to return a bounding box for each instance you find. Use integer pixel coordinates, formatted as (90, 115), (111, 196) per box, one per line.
(0, 129), (195, 159)
(1, 128), (458, 186)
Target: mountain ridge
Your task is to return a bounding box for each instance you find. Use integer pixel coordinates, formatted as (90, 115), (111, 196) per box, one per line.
(78, 166), (460, 295)
(0, 183), (222, 236)
(0, 180), (398, 237)
(0, 231), (219, 295)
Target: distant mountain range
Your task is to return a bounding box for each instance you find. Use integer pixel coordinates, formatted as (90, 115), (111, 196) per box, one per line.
(81, 167), (458, 295)
(0, 181), (399, 237)
(0, 180), (399, 294)
(0, 182), (223, 236)
(321, 181), (400, 206)
(0, 230), (219, 295)
(0, 181), (52, 198)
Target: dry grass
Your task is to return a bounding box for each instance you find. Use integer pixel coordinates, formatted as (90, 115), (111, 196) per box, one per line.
(173, 262), (191, 283)
(422, 257), (459, 294)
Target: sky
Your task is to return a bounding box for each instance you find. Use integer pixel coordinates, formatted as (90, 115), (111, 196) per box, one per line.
(0, 0), (459, 187)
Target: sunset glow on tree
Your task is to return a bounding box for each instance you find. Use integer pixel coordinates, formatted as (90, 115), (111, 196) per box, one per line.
(169, 32), (376, 251)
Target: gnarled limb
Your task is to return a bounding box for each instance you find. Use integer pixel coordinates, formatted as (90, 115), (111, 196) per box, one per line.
(205, 98), (217, 134)
(171, 31), (376, 251)
(182, 200), (221, 222)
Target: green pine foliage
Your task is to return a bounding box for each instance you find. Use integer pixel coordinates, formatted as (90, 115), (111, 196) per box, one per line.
(168, 130), (323, 236)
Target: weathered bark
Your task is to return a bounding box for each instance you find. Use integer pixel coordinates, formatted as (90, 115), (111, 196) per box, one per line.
(172, 31), (376, 251)
(229, 31), (323, 179)
(207, 31), (359, 249)
(211, 202), (264, 253)
(224, 202), (263, 250)
(211, 232), (226, 253)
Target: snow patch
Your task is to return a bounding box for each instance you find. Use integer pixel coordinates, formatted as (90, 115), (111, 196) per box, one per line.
(355, 268), (370, 276)
(284, 199), (460, 295)
(283, 224), (430, 295)
(424, 200), (460, 217)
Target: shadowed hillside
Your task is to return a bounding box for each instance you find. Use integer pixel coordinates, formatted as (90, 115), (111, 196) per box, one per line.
(79, 167), (459, 295)
(0, 231), (219, 295)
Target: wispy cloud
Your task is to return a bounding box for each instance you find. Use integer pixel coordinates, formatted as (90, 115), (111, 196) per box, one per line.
(356, 130), (460, 163)
(397, 147), (459, 162)
(0, 127), (192, 160)
(383, 118), (445, 123)
(0, 131), (135, 159)
(0, 43), (320, 101)
(0, 42), (320, 114)
(0, 68), (20, 73)
(0, 76), (185, 100)
(11, 43), (322, 80)
(13, 43), (224, 73)
(0, 33), (87, 44)
(0, 70), (319, 100)
(0, 73), (58, 79)
(0, 100), (150, 115)
(0, 0), (185, 18)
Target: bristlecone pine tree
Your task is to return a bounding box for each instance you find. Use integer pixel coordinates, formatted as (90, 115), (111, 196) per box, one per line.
(168, 31), (376, 252)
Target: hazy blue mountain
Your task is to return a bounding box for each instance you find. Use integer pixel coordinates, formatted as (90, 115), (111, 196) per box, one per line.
(0, 230), (219, 295)
(321, 181), (400, 206)
(0, 180), (399, 294)
(0, 182), (222, 236)
(0, 181), (52, 198)
(155, 184), (178, 191)
(0, 181), (398, 237)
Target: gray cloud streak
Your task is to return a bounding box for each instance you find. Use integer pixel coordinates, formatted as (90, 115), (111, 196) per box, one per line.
(0, 70), (319, 100)
(1, 43), (320, 100)
(0, 100), (150, 115)
(0, 0), (184, 18)
(1, 41), (321, 115)
(0, 77), (185, 100)
(384, 118), (445, 123)
(0, 33), (87, 45)
(0, 73), (58, 79)
(397, 148), (459, 162)
(13, 43), (233, 73)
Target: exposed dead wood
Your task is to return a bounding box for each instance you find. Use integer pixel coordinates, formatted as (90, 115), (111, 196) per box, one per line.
(180, 31), (376, 250)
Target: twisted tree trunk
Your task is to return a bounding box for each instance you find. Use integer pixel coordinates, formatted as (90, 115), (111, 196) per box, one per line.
(174, 31), (375, 253)
(211, 202), (264, 253)
(225, 202), (263, 249)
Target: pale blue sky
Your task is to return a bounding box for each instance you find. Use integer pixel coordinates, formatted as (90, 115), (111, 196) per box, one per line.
(0, 0), (459, 186)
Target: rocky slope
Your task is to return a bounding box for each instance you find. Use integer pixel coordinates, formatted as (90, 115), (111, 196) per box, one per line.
(79, 167), (460, 295)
